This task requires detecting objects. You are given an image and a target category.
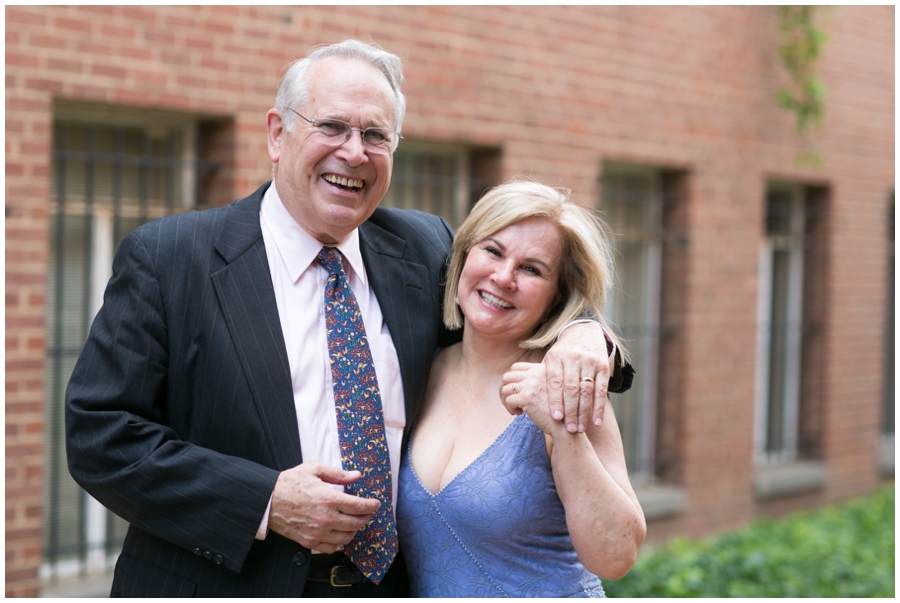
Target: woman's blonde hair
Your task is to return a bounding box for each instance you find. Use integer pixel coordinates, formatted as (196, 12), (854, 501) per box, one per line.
(444, 179), (625, 358)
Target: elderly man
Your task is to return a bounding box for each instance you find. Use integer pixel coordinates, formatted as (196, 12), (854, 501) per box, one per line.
(66, 40), (629, 597)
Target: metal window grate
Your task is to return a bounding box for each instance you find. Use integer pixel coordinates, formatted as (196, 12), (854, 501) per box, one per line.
(381, 147), (472, 228)
(884, 197), (895, 437)
(756, 185), (806, 464)
(43, 121), (204, 578)
(602, 168), (665, 482)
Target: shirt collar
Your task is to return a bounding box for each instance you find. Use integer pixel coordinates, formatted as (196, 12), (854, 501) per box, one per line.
(261, 183), (368, 286)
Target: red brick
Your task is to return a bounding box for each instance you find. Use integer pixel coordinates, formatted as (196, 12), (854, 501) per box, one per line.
(90, 63), (128, 79)
(120, 46), (154, 61)
(120, 6), (158, 22)
(6, 9), (46, 26)
(6, 50), (40, 69)
(46, 58), (82, 73)
(53, 16), (92, 33)
(25, 34), (67, 50)
(100, 23), (136, 38)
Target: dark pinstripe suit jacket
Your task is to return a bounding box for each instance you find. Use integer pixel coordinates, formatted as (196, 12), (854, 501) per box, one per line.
(65, 182), (457, 597)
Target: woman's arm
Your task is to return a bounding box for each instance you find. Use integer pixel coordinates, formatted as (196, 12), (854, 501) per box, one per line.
(503, 362), (646, 579)
(547, 401), (646, 579)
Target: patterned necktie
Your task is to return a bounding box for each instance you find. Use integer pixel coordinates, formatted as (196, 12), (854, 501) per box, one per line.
(317, 246), (398, 585)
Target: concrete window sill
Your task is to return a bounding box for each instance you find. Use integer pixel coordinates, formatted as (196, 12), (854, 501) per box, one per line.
(40, 571), (114, 598)
(881, 437), (894, 477)
(634, 483), (687, 521)
(754, 460), (827, 501)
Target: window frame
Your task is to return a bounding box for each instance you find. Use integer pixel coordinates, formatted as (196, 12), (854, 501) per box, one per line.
(601, 163), (665, 484)
(42, 104), (203, 582)
(754, 182), (806, 465)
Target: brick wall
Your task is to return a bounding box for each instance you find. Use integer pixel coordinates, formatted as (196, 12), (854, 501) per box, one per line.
(7, 9), (54, 595)
(5, 5), (893, 595)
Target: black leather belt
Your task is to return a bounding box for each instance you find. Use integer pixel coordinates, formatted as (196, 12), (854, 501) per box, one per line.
(306, 555), (364, 587)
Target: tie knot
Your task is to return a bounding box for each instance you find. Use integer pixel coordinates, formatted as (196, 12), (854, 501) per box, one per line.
(317, 246), (345, 278)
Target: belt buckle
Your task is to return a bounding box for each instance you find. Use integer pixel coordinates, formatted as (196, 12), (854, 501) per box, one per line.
(330, 565), (353, 588)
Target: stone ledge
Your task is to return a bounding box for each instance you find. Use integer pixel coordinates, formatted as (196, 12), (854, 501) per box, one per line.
(635, 483), (687, 521)
(881, 438), (894, 477)
(754, 460), (827, 501)
(41, 571), (113, 598)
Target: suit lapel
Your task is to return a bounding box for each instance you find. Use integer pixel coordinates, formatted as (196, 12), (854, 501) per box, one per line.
(206, 191), (435, 470)
(210, 185), (302, 470)
(359, 221), (432, 423)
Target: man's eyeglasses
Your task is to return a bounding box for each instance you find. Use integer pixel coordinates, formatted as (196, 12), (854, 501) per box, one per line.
(285, 108), (402, 153)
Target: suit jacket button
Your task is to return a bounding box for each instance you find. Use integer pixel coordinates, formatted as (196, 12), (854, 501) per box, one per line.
(214, 554), (224, 565)
(203, 551), (213, 560)
(292, 552), (308, 566)
(193, 547), (203, 557)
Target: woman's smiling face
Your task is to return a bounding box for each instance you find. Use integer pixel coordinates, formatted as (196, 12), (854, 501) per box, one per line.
(457, 217), (563, 342)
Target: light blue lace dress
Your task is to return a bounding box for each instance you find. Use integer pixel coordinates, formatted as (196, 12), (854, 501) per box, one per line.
(397, 413), (606, 598)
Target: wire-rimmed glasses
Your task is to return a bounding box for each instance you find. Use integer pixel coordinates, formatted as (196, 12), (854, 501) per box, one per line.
(286, 107), (402, 153)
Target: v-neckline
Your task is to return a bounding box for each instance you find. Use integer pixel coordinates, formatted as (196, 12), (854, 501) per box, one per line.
(407, 413), (525, 498)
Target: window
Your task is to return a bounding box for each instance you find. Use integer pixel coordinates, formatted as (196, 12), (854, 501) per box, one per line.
(755, 183), (807, 464)
(884, 197), (895, 439)
(43, 105), (212, 582)
(602, 165), (666, 483)
(380, 142), (499, 228)
(882, 195), (894, 474)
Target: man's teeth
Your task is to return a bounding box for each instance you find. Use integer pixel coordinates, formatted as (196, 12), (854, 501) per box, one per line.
(324, 174), (363, 189)
(479, 291), (513, 309)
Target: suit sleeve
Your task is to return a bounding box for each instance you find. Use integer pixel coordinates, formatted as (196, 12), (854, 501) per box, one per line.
(65, 230), (278, 574)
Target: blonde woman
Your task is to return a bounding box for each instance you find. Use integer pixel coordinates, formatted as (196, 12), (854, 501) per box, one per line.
(396, 180), (646, 597)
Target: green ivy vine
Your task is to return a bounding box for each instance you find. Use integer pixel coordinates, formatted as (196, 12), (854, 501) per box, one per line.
(776, 6), (831, 164)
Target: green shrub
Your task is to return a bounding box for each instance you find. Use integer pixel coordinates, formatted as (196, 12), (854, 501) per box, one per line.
(605, 485), (894, 598)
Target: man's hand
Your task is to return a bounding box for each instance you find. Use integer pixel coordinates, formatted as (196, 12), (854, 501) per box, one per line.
(539, 321), (611, 432)
(268, 462), (380, 553)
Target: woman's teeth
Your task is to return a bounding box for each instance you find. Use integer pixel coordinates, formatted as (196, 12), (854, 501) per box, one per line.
(479, 291), (512, 309)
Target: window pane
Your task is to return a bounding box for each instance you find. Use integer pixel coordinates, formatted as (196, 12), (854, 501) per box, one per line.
(603, 169), (663, 480)
(766, 248), (791, 453)
(766, 190), (793, 237)
(758, 186), (805, 462)
(381, 148), (462, 226)
(43, 215), (89, 562)
(885, 199), (895, 436)
(44, 118), (197, 576)
(610, 239), (655, 475)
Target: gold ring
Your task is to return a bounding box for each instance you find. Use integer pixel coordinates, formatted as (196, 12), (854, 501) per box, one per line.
(580, 377), (594, 384)
(513, 384), (518, 395)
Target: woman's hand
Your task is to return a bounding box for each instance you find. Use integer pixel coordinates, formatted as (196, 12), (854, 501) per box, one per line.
(501, 362), (559, 435)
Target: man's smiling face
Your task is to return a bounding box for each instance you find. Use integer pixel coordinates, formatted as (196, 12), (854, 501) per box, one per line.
(267, 56), (397, 245)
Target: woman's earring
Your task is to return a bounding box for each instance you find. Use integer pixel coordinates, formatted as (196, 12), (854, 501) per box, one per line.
(455, 295), (459, 305)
